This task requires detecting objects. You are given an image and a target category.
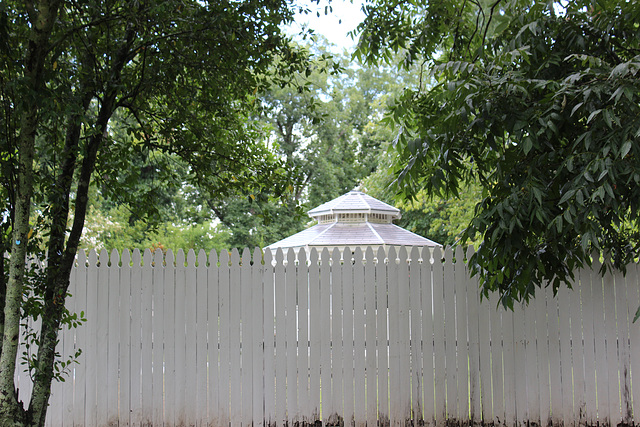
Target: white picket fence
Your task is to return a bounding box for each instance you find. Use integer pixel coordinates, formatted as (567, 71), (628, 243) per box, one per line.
(17, 246), (639, 426)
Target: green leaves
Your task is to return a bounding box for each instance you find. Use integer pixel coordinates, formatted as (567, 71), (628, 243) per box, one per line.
(358, 0), (640, 309)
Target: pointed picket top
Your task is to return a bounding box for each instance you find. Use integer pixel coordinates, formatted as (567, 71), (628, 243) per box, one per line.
(99, 248), (109, 266)
(167, 249), (176, 267)
(298, 246), (307, 266)
(275, 248), (284, 266)
(264, 247), (273, 266)
(376, 246), (386, 264)
(197, 249), (206, 267)
(176, 249), (185, 267)
(219, 249), (230, 267)
(109, 248), (120, 266)
(78, 249), (87, 267)
(242, 247), (252, 266)
(132, 248), (141, 266)
(187, 249), (196, 267)
(365, 246), (375, 264)
(209, 248), (218, 267)
(331, 247), (341, 265)
(455, 246), (465, 264)
(309, 247), (319, 264)
(229, 248), (240, 266)
(121, 249), (131, 266)
(143, 249), (152, 266)
(153, 248), (163, 267)
(444, 246), (453, 264)
(287, 247), (296, 265)
(387, 246), (397, 265)
(354, 247), (364, 267)
(398, 246), (408, 263)
(321, 248), (330, 265)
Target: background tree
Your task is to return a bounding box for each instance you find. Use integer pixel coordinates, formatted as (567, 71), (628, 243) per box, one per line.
(0, 1), (311, 424)
(213, 42), (410, 249)
(356, 0), (640, 310)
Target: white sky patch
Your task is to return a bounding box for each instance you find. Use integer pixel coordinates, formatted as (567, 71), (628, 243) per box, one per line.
(287, 0), (366, 53)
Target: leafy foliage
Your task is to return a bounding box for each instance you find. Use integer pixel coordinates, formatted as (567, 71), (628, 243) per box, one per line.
(356, 0), (640, 308)
(0, 0), (313, 423)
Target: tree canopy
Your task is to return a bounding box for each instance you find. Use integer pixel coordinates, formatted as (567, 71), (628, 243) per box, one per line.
(0, 0), (312, 424)
(356, 0), (640, 309)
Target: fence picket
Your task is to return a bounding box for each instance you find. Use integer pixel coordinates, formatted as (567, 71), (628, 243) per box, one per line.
(219, 249), (231, 427)
(421, 249), (435, 426)
(163, 250), (177, 426)
(140, 250), (153, 425)
(431, 247), (446, 426)
(580, 270), (602, 425)
(628, 263), (640, 424)
(263, 249), (276, 425)
(489, 288), (505, 425)
(501, 304), (516, 427)
(569, 267), (587, 427)
(96, 249), (109, 427)
(196, 250), (208, 423)
(410, 246), (423, 424)
(591, 256), (610, 424)
(16, 247), (637, 427)
(603, 260), (621, 424)
(342, 247), (355, 427)
(252, 247), (265, 427)
(296, 249), (309, 425)
(512, 304), (535, 426)
(454, 246), (469, 423)
(533, 287), (550, 426)
(365, 247), (377, 427)
(332, 248), (344, 424)
(74, 250), (89, 426)
(286, 248), (299, 424)
(308, 249), (321, 422)
(274, 248), (287, 425)
(185, 250), (198, 426)
(376, 247), (390, 426)
(320, 248), (333, 423)
(230, 249), (242, 426)
(478, 281), (493, 424)
(208, 249), (220, 426)
(558, 285), (575, 426)
(353, 248), (366, 427)
(615, 267), (633, 424)
(118, 249), (132, 427)
(175, 250), (188, 426)
(465, 247), (482, 425)
(523, 294), (539, 427)
(242, 248), (254, 427)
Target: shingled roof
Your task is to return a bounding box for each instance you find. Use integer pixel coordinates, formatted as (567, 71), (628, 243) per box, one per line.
(266, 190), (440, 254)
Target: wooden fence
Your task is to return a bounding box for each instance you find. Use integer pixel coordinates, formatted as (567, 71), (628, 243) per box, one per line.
(18, 247), (639, 426)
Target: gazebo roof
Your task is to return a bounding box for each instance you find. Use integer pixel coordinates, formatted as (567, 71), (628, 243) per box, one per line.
(308, 190), (401, 219)
(266, 190), (440, 251)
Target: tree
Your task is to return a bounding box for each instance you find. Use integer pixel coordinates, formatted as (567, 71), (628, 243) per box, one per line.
(356, 0), (640, 310)
(0, 1), (310, 424)
(214, 42), (402, 249)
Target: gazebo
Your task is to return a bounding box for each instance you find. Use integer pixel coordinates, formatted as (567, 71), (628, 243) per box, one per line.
(266, 190), (440, 257)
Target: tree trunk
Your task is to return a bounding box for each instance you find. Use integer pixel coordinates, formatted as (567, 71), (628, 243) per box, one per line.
(0, 2), (61, 425)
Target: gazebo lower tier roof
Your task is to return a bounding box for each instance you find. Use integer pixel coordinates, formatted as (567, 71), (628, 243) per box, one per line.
(267, 221), (440, 251)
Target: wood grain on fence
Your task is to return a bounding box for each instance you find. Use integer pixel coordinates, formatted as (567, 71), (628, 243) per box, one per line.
(18, 247), (638, 426)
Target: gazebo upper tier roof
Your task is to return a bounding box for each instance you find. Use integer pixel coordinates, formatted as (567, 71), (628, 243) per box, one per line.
(308, 190), (401, 220)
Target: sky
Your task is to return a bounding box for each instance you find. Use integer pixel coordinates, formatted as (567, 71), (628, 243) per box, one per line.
(287, 0), (366, 53)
